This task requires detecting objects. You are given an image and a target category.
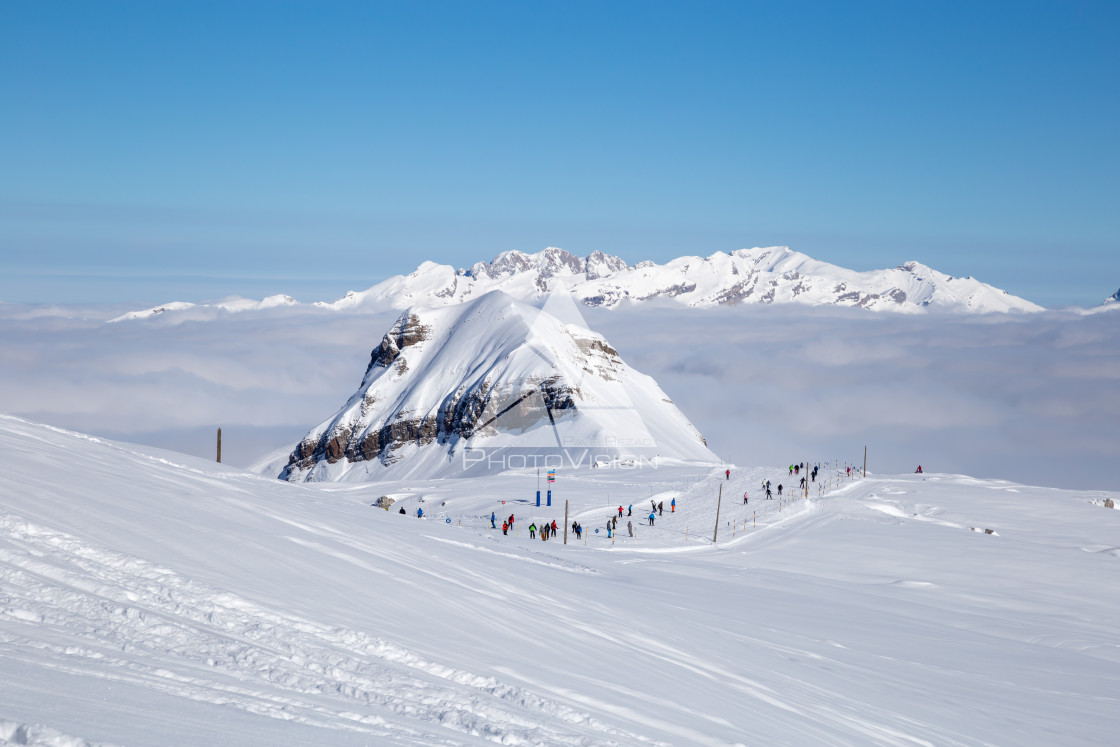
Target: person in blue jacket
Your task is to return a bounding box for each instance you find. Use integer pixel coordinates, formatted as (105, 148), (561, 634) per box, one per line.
(491, 511), (496, 528)
(417, 507), (423, 518)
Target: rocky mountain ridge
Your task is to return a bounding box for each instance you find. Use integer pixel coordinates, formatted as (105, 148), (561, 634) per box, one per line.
(319, 246), (1043, 314)
(109, 246), (1045, 321)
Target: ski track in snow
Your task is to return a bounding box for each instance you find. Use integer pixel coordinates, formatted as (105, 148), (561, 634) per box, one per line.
(3, 415), (1119, 745)
(0, 512), (648, 745)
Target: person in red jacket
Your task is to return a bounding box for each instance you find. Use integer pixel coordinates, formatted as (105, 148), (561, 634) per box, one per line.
(725, 469), (730, 480)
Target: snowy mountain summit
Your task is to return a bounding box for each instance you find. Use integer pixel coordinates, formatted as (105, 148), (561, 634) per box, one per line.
(281, 290), (715, 481)
(1102, 288), (1120, 306)
(106, 246), (1043, 321)
(320, 245), (1043, 314)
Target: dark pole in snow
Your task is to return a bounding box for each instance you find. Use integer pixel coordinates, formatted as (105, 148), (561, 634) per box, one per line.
(216, 427), (222, 463)
(863, 445), (867, 478)
(564, 500), (568, 545)
(712, 483), (723, 544)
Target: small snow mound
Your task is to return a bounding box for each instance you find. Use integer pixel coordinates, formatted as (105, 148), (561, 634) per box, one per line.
(889, 580), (937, 589)
(0, 720), (118, 747)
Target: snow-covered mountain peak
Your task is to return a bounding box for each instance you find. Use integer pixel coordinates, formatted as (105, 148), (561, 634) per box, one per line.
(281, 289), (714, 482)
(107, 293), (298, 322)
(1102, 288), (1120, 306)
(109, 245), (1046, 321)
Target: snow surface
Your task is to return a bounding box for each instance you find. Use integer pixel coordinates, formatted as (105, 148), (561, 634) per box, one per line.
(2, 414), (1118, 745)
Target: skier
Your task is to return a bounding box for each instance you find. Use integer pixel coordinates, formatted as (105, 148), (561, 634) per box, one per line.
(617, 506), (624, 518)
(542, 524), (548, 541)
(551, 520), (558, 537)
(777, 484), (783, 497)
(491, 511), (496, 528)
(765, 487), (772, 499)
(417, 507), (423, 518)
(671, 498), (676, 512)
(657, 501), (663, 516)
(529, 523), (537, 539)
(508, 513), (515, 529)
(800, 476), (805, 489)
(627, 520), (633, 537)
(502, 521), (508, 535)
(648, 512), (656, 526)
(743, 492), (749, 505)
(627, 504), (632, 516)
(789, 465), (793, 475)
(399, 507), (406, 514)
(725, 468), (730, 480)
(606, 522), (612, 539)
(915, 465), (923, 473)
(574, 522), (582, 540)
(612, 515), (618, 530)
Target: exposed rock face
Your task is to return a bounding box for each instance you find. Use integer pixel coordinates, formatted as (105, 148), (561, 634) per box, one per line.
(368, 314), (430, 371)
(280, 290), (715, 482)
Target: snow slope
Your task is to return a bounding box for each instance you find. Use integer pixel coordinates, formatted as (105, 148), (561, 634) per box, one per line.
(281, 290), (715, 482)
(109, 246), (1044, 321)
(2, 415), (1118, 745)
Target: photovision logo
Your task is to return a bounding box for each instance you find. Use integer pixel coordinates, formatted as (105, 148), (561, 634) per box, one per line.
(460, 281), (661, 475)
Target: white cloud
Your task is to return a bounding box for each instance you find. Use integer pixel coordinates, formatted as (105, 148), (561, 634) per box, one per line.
(0, 302), (1116, 489)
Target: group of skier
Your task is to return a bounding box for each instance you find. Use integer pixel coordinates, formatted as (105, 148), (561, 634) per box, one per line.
(480, 496), (681, 543)
(760, 463), (820, 500)
(602, 497), (676, 537)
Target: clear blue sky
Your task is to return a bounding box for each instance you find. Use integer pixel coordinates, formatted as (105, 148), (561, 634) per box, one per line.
(2, 0), (1117, 307)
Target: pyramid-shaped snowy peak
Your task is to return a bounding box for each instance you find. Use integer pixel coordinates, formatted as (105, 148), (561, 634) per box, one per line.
(281, 290), (716, 481)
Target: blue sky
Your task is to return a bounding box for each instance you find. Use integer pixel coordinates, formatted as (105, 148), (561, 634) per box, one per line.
(1, 0), (1117, 307)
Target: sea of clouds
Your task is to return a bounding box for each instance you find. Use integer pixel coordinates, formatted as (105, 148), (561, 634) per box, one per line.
(0, 300), (1116, 490)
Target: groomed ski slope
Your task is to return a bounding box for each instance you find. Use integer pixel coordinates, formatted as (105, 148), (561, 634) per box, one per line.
(1, 415), (1118, 746)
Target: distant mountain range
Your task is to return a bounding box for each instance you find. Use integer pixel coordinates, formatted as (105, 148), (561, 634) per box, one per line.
(110, 246), (1046, 321)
